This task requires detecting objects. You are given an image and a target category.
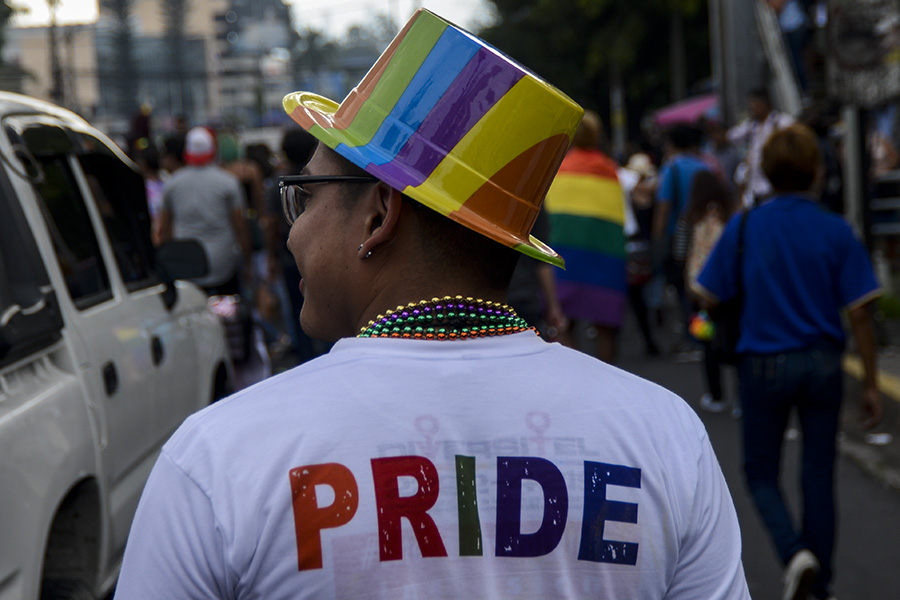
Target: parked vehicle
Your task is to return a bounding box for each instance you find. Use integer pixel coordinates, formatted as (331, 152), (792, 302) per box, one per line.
(0, 92), (233, 599)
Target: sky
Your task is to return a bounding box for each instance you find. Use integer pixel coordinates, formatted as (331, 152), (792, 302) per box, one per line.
(11, 0), (495, 39)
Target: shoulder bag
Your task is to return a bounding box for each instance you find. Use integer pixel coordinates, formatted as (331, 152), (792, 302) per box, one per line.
(711, 210), (749, 365)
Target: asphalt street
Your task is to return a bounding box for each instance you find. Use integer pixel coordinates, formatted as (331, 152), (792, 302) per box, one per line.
(612, 314), (900, 599)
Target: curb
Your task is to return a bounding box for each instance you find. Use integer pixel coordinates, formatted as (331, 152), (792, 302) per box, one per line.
(840, 436), (900, 494)
(843, 355), (900, 403)
(842, 354), (900, 494)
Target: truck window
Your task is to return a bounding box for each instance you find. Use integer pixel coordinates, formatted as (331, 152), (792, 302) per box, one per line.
(21, 124), (113, 309)
(0, 172), (63, 365)
(77, 135), (157, 291)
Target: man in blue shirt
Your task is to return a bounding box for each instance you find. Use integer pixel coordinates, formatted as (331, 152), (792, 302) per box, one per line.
(652, 124), (710, 355)
(694, 124), (881, 600)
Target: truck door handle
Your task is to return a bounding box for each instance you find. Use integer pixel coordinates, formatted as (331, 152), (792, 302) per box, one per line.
(102, 361), (118, 396)
(151, 336), (165, 366)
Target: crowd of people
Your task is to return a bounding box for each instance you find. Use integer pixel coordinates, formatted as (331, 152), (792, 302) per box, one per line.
(123, 82), (899, 399)
(108, 8), (895, 598)
(127, 118), (330, 390)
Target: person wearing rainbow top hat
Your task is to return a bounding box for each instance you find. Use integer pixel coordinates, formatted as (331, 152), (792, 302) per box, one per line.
(115, 10), (749, 599)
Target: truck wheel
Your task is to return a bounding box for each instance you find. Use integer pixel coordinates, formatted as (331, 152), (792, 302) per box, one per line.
(41, 481), (100, 600)
(40, 578), (94, 600)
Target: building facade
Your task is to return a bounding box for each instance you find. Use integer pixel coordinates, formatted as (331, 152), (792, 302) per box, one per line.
(3, 0), (299, 136)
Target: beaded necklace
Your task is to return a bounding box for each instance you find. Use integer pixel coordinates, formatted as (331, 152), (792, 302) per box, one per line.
(357, 295), (536, 340)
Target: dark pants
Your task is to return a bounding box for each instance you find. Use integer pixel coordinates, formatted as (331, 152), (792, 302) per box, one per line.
(702, 340), (723, 399)
(628, 283), (658, 353)
(739, 342), (843, 599)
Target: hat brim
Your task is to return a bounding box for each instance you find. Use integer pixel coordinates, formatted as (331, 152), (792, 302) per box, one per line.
(284, 91), (565, 268)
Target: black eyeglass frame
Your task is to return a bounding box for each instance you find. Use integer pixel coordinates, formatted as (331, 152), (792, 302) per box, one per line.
(279, 174), (378, 224)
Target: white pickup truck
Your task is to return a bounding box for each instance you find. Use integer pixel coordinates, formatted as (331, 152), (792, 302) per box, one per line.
(0, 93), (233, 599)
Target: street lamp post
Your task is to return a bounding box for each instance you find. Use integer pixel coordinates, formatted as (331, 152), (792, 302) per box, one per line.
(47, 0), (64, 105)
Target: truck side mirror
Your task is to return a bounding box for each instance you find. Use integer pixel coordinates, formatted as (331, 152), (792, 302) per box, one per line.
(156, 240), (209, 310)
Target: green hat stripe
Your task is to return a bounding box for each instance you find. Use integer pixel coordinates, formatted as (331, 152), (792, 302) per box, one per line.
(515, 241), (566, 269)
(338, 17), (447, 148)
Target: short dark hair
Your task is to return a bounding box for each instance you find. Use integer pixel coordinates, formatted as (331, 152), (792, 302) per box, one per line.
(163, 135), (185, 164)
(323, 145), (521, 289)
(684, 170), (737, 225)
(282, 129), (317, 167)
(761, 124), (821, 192)
(748, 88), (771, 105)
(667, 124), (702, 150)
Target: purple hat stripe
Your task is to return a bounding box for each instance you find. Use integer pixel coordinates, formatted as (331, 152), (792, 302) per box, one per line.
(333, 144), (410, 192)
(333, 27), (478, 166)
(377, 48), (525, 188)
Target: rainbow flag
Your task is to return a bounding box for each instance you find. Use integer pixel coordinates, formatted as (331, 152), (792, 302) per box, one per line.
(544, 148), (628, 324)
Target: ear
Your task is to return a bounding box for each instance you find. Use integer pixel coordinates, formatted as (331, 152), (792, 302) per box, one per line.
(358, 182), (404, 258)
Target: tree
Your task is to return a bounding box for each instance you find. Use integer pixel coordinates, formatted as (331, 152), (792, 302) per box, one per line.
(292, 27), (338, 81)
(0, 1), (14, 58)
(478, 0), (710, 143)
(0, 1), (31, 94)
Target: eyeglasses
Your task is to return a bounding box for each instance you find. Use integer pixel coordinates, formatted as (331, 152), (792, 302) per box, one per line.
(279, 174), (378, 224)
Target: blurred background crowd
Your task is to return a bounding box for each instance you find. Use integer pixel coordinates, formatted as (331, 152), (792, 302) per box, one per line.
(3, 0), (899, 389)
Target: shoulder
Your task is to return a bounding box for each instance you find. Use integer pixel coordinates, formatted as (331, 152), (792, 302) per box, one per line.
(593, 151), (621, 179)
(774, 112), (796, 128)
(685, 155), (710, 173)
(163, 168), (191, 187)
(543, 343), (708, 438)
(161, 351), (351, 462)
(658, 160), (676, 180)
(210, 166), (242, 186)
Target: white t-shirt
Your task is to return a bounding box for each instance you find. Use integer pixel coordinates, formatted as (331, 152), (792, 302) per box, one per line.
(115, 333), (749, 599)
(728, 111), (795, 207)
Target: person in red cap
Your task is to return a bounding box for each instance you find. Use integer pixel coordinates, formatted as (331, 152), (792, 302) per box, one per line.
(157, 126), (253, 295)
(115, 10), (749, 600)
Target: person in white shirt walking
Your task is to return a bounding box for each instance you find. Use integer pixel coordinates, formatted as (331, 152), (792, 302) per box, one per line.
(728, 88), (795, 208)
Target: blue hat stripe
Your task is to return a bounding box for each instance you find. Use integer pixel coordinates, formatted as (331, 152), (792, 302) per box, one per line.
(334, 26), (479, 167)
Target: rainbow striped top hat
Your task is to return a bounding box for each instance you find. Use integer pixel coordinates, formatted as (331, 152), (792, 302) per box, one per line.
(283, 9), (583, 267)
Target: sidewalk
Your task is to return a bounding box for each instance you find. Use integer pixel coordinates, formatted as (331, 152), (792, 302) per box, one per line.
(842, 347), (900, 493)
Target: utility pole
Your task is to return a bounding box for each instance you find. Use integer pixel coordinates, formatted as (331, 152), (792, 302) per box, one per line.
(609, 59), (626, 162)
(47, 0), (64, 105)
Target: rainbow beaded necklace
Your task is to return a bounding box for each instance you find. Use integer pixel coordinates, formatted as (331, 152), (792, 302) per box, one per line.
(357, 296), (536, 340)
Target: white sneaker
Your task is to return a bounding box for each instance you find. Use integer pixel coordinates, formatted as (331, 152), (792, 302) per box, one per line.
(700, 393), (727, 414)
(782, 549), (819, 600)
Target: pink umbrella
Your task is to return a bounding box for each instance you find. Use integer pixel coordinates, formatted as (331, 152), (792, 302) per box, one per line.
(652, 93), (719, 127)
